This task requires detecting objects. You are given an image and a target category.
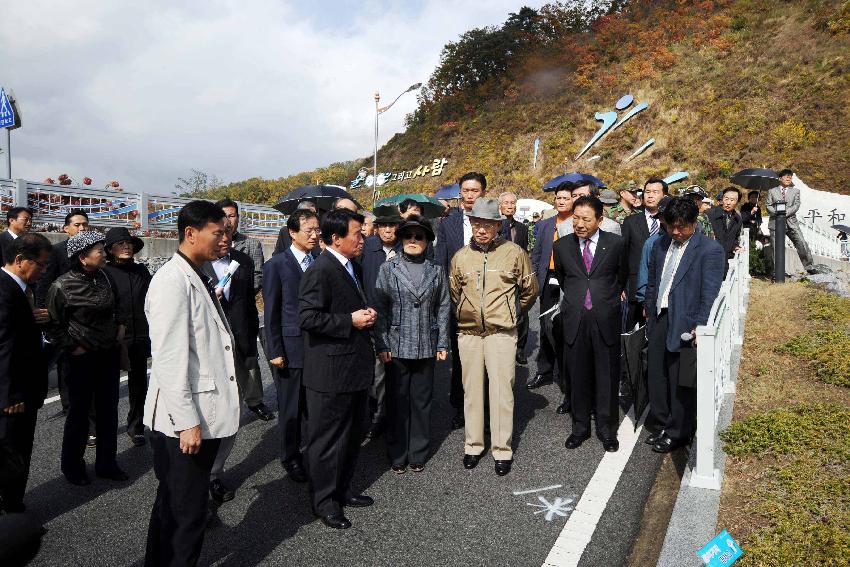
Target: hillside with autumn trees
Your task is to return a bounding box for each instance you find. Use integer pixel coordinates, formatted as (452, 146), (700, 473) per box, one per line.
(191, 0), (850, 205)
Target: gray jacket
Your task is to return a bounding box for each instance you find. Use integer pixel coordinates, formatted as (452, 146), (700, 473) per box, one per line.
(765, 185), (801, 230)
(232, 232), (265, 291)
(373, 255), (450, 360)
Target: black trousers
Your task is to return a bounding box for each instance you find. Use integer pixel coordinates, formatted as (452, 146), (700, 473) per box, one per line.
(385, 358), (435, 467)
(305, 388), (368, 517)
(536, 280), (562, 379)
(646, 311), (697, 441)
(45, 342), (71, 411)
(126, 342), (150, 437)
(448, 315), (464, 411)
(516, 307), (529, 355)
(565, 310), (620, 440)
(61, 349), (120, 478)
(274, 366), (305, 464)
(0, 409), (39, 509)
(145, 432), (221, 567)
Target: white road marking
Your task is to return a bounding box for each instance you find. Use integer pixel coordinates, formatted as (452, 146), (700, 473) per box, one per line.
(542, 408), (644, 567)
(513, 484), (564, 496)
(43, 368), (150, 405)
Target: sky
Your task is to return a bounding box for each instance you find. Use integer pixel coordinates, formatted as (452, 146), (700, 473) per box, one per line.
(1, 0), (547, 195)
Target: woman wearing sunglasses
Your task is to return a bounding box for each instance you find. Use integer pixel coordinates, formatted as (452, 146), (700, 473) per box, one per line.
(373, 216), (450, 474)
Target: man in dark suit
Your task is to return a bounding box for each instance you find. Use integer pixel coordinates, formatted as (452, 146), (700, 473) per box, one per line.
(645, 197), (724, 453)
(360, 214), (401, 438)
(263, 209), (321, 484)
(621, 178), (668, 331)
(299, 209), (376, 530)
(706, 187), (743, 276)
(0, 207), (33, 266)
(0, 233), (52, 513)
(554, 195), (627, 452)
(740, 190), (762, 242)
(528, 185), (572, 414)
(498, 191), (531, 365)
(435, 171), (487, 429)
(273, 200), (317, 255)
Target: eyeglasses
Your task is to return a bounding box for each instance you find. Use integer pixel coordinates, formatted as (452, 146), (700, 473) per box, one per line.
(300, 228), (321, 235)
(402, 233), (426, 241)
(470, 221), (496, 230)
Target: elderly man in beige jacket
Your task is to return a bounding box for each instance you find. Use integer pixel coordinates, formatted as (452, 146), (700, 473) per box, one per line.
(143, 200), (241, 567)
(450, 198), (537, 477)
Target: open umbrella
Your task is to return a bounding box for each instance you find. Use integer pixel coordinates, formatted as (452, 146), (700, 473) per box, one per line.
(374, 193), (445, 219)
(435, 183), (460, 200)
(830, 224), (850, 234)
(730, 168), (779, 191)
(543, 173), (607, 191)
(273, 185), (362, 215)
(621, 325), (648, 430)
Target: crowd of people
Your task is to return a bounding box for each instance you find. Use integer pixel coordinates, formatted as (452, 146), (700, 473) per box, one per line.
(0, 167), (812, 564)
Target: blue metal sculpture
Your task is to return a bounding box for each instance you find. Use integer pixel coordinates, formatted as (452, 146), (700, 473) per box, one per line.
(533, 138), (541, 167)
(663, 171), (689, 185)
(625, 138), (655, 162)
(575, 111), (617, 160)
(615, 94), (634, 110)
(611, 101), (649, 132)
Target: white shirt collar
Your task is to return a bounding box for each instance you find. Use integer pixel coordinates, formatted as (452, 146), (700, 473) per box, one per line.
(7, 229), (21, 239)
(579, 230), (600, 245)
(1, 267), (27, 293)
(325, 245), (350, 267)
(289, 244), (308, 266)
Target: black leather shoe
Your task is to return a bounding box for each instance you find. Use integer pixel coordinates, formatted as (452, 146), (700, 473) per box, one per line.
(463, 453), (482, 469)
(515, 352), (528, 365)
(564, 434), (590, 449)
(128, 433), (146, 447)
(283, 459), (308, 483)
(344, 494), (374, 508)
(86, 435), (97, 448)
(320, 514), (351, 530)
(248, 403), (275, 421)
(451, 411), (465, 430)
(601, 438), (619, 452)
(209, 479), (235, 503)
(366, 420), (384, 439)
(64, 473), (91, 486)
(526, 373), (552, 390)
(494, 460), (513, 476)
(652, 435), (687, 454)
(645, 430), (666, 445)
(556, 396), (570, 415)
(96, 467), (129, 481)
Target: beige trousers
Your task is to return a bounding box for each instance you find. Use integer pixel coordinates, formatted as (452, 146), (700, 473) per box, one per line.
(458, 330), (517, 460)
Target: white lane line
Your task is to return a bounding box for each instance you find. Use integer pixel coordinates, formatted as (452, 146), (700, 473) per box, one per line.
(513, 484), (564, 496)
(43, 368), (151, 405)
(542, 408), (644, 567)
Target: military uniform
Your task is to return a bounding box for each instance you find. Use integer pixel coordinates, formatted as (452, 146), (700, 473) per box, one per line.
(607, 203), (637, 225)
(697, 213), (715, 238)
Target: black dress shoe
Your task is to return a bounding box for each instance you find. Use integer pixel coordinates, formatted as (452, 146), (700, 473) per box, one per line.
(366, 420), (385, 439)
(463, 453), (482, 469)
(209, 479), (235, 503)
(283, 459), (308, 483)
(451, 411), (465, 430)
(601, 438), (619, 452)
(652, 435), (687, 454)
(320, 514), (351, 530)
(645, 430), (666, 445)
(86, 435), (97, 448)
(128, 432), (146, 447)
(64, 473), (91, 486)
(248, 403), (275, 421)
(344, 494), (374, 508)
(526, 373), (552, 390)
(564, 434), (590, 449)
(556, 396), (570, 415)
(515, 352), (528, 365)
(494, 460), (513, 476)
(96, 467), (129, 481)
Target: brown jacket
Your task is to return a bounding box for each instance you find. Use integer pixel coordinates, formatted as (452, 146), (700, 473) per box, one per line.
(449, 238), (538, 336)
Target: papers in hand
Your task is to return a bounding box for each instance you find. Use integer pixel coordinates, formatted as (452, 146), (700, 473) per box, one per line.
(216, 260), (240, 290)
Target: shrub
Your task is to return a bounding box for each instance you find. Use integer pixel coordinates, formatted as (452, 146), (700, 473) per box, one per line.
(776, 330), (850, 387)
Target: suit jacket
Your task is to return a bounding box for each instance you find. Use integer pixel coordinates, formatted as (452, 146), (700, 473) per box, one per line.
(298, 250), (374, 393)
(740, 204), (762, 235)
(529, 215), (558, 297)
(621, 210), (652, 302)
(0, 271), (48, 416)
(361, 235), (400, 305)
(231, 232), (265, 291)
(143, 253), (241, 439)
(765, 184), (802, 230)
(34, 239), (70, 308)
(707, 206), (743, 259)
(500, 218), (529, 251)
(553, 230), (628, 347)
(435, 207), (467, 272)
(373, 255), (450, 359)
(263, 247), (310, 368)
(645, 231), (725, 352)
(203, 248), (259, 358)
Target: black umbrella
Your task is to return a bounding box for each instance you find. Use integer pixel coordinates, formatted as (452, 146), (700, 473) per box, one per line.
(831, 224), (850, 234)
(621, 325), (648, 430)
(273, 185), (362, 215)
(729, 168), (779, 191)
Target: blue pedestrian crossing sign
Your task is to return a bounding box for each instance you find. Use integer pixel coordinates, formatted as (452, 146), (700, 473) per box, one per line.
(0, 89), (16, 129)
(697, 530), (743, 566)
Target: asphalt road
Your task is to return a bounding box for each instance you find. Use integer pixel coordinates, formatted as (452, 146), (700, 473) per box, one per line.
(22, 304), (664, 567)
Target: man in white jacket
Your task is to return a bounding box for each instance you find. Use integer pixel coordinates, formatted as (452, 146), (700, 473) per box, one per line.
(143, 200), (241, 567)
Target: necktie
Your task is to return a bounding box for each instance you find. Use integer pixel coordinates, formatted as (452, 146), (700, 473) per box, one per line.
(649, 215), (659, 236)
(25, 286), (35, 309)
(658, 242), (683, 314)
(781, 187), (787, 201)
(345, 261), (362, 292)
(582, 239), (593, 310)
(725, 214), (732, 229)
(301, 254), (312, 272)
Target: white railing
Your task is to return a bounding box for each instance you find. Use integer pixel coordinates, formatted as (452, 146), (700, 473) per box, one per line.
(796, 218), (844, 260)
(690, 229), (751, 490)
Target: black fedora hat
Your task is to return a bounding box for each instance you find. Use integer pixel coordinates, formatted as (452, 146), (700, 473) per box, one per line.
(396, 215), (435, 242)
(104, 227), (144, 254)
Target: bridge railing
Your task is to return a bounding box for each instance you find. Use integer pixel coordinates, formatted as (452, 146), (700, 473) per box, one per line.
(0, 178), (286, 237)
(690, 229), (751, 490)
(795, 217), (844, 260)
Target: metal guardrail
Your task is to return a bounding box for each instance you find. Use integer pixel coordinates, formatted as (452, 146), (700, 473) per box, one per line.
(795, 218), (844, 260)
(0, 178), (286, 237)
(690, 229), (751, 490)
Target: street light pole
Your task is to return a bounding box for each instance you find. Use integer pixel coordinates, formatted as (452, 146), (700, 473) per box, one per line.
(371, 82), (422, 207)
